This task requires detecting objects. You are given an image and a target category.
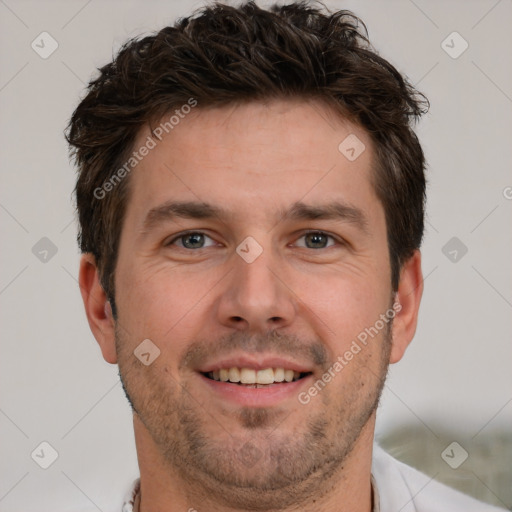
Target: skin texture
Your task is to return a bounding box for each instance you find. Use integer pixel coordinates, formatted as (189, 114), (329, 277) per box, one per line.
(79, 99), (423, 512)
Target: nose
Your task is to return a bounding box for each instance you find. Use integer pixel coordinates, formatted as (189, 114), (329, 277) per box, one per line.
(216, 243), (297, 333)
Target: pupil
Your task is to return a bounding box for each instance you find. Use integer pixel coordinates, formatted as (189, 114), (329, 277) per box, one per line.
(184, 233), (203, 248)
(307, 232), (326, 248)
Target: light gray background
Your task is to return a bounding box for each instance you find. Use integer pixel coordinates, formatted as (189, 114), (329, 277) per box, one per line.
(0, 0), (511, 510)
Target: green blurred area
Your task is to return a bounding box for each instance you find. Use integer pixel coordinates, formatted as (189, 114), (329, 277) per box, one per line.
(376, 425), (512, 510)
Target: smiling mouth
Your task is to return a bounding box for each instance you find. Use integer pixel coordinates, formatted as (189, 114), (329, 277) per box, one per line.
(202, 367), (312, 387)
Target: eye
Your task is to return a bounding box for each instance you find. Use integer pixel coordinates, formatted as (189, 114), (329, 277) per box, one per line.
(166, 231), (217, 250)
(165, 230), (340, 250)
(294, 231), (338, 249)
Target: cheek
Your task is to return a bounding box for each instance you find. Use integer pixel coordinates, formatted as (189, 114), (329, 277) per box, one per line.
(299, 271), (389, 350)
(115, 264), (214, 351)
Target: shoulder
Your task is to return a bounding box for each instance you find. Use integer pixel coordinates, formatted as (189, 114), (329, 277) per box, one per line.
(371, 444), (506, 512)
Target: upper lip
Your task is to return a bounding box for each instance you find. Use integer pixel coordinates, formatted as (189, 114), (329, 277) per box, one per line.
(197, 354), (313, 374)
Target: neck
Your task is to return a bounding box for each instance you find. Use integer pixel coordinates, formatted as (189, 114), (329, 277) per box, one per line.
(133, 414), (375, 512)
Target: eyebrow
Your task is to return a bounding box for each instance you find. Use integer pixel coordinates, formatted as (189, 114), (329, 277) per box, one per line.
(281, 201), (369, 233)
(142, 200), (225, 232)
(141, 199), (369, 235)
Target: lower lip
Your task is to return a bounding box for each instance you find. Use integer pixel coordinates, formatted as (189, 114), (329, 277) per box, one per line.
(198, 373), (313, 407)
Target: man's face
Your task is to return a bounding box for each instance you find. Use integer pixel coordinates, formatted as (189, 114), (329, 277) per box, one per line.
(113, 100), (394, 505)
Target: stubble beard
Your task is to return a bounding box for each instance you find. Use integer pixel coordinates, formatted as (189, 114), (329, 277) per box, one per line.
(116, 323), (391, 510)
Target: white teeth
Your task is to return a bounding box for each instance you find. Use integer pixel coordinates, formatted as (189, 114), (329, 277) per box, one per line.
(284, 369), (294, 382)
(228, 367), (240, 382)
(256, 368), (275, 385)
(208, 367), (307, 384)
(240, 368), (256, 384)
(273, 368), (285, 382)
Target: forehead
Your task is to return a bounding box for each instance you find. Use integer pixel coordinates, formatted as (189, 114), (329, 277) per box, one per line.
(125, 99), (380, 229)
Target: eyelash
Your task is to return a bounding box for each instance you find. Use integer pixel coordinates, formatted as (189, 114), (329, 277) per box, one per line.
(165, 230), (342, 250)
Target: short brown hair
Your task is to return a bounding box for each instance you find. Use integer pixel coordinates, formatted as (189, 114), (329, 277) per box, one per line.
(66, 0), (428, 319)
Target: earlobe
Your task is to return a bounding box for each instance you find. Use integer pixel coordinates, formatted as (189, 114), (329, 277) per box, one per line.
(78, 254), (117, 364)
(389, 250), (423, 364)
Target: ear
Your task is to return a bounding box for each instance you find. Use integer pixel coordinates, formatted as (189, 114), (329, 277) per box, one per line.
(389, 250), (423, 364)
(78, 253), (117, 364)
